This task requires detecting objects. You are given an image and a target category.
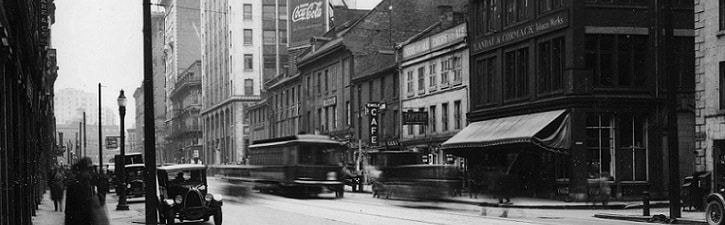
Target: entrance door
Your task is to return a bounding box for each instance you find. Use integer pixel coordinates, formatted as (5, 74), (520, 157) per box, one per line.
(714, 140), (725, 191)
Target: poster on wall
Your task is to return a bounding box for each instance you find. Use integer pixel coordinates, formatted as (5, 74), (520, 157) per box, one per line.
(289, 0), (330, 48)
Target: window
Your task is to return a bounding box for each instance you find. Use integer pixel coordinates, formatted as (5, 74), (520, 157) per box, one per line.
(585, 34), (647, 88)
(243, 29), (252, 45)
(244, 54), (253, 70)
(263, 31), (276, 45)
(346, 101), (351, 126)
(430, 105), (437, 133)
(452, 56), (463, 84)
(721, 0), (725, 30)
(306, 76), (311, 97)
(417, 67), (426, 93)
(441, 58), (451, 86)
(504, 0), (528, 25)
(324, 107), (329, 131)
(406, 70), (414, 94)
(720, 62), (725, 109)
(538, 37), (565, 93)
(454, 100), (462, 129)
(442, 103), (449, 131)
(324, 69), (329, 92)
(279, 30), (287, 44)
(368, 80), (373, 102)
(586, 113), (648, 181)
(243, 4), (252, 20)
(291, 87), (295, 104)
(380, 76), (385, 99)
(538, 0), (562, 13)
(407, 110), (414, 135)
(317, 108), (323, 131)
(244, 79), (254, 96)
(504, 47), (529, 100)
(264, 55), (276, 69)
(316, 72), (321, 94)
(332, 105), (337, 129)
(419, 108), (426, 134)
(487, 0), (499, 32)
(476, 56), (497, 105)
(263, 5), (275, 22)
(429, 63), (437, 90)
(278, 5), (287, 19)
(393, 73), (398, 97)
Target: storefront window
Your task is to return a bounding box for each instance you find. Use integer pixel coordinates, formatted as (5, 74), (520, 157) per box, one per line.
(585, 34), (647, 88)
(586, 113), (648, 182)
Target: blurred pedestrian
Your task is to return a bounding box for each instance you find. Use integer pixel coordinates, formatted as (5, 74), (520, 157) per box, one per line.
(94, 171), (109, 206)
(50, 168), (65, 212)
(65, 157), (109, 225)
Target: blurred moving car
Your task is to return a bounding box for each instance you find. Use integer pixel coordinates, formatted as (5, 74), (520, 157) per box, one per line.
(157, 164), (222, 225)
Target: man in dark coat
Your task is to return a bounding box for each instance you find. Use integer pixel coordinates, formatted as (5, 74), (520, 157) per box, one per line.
(65, 157), (109, 225)
(50, 168), (65, 211)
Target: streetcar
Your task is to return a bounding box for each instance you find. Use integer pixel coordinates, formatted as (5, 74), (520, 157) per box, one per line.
(219, 134), (347, 197)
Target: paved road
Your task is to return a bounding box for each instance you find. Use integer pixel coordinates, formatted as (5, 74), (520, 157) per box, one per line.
(208, 178), (647, 225)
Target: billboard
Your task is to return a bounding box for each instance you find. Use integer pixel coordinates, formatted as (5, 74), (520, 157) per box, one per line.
(289, 0), (330, 48)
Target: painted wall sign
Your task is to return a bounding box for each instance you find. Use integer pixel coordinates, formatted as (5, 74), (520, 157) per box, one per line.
(402, 23), (467, 60)
(471, 10), (569, 54)
(290, 0), (329, 48)
(403, 111), (428, 125)
(323, 96), (337, 107)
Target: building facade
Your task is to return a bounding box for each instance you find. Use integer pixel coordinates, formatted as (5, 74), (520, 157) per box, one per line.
(133, 87), (144, 153)
(694, 0), (725, 192)
(201, 0), (287, 164)
(400, 22), (468, 165)
(443, 0), (694, 200)
(54, 88), (117, 126)
(169, 61), (203, 163)
(151, 8), (168, 164)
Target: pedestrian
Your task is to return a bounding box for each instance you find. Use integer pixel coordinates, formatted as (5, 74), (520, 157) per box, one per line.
(95, 171), (109, 206)
(50, 168), (65, 212)
(65, 157), (109, 225)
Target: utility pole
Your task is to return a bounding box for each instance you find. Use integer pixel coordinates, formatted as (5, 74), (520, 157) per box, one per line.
(99, 83), (103, 172)
(143, 0), (158, 223)
(663, 0), (680, 218)
(78, 122), (83, 158)
(83, 112), (87, 157)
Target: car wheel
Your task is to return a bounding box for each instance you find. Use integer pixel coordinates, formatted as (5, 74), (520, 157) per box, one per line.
(707, 200), (725, 225)
(166, 209), (175, 225)
(214, 209), (222, 225)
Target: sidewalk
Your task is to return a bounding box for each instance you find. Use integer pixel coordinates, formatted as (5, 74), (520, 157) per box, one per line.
(594, 208), (706, 224)
(33, 190), (146, 225)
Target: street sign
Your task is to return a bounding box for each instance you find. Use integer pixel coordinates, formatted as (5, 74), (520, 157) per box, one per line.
(106, 136), (120, 149)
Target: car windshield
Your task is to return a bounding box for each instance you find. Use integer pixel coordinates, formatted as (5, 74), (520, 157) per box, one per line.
(167, 169), (204, 185)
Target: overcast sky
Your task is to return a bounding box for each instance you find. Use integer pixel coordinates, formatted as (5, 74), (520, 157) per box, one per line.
(52, 0), (380, 129)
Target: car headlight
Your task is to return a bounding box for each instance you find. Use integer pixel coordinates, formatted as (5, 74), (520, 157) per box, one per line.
(198, 185), (206, 191)
(127, 184), (131, 189)
(327, 171), (337, 180)
(164, 199), (174, 206)
(205, 193), (213, 202)
(174, 195), (183, 204)
(213, 194), (223, 201)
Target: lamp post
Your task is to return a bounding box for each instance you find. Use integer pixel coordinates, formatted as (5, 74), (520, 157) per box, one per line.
(116, 89), (129, 211)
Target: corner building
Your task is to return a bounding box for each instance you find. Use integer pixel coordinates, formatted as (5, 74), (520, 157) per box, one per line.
(443, 1), (695, 200)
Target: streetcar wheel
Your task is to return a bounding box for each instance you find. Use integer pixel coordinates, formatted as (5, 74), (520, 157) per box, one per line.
(707, 200), (725, 225)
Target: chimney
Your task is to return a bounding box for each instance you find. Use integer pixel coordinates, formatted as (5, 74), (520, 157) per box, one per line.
(438, 5), (454, 29)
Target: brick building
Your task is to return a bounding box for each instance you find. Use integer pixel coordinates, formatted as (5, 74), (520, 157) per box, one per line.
(442, 1), (694, 200)
(168, 61), (203, 163)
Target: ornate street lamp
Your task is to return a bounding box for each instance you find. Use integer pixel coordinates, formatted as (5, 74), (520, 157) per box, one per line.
(116, 90), (129, 211)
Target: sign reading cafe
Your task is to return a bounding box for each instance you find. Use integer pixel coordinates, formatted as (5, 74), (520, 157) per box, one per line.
(472, 10), (569, 54)
(367, 103), (380, 146)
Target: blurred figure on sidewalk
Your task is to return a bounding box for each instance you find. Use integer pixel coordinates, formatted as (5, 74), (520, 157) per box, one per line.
(49, 167), (65, 211)
(65, 157), (109, 225)
(94, 170), (109, 206)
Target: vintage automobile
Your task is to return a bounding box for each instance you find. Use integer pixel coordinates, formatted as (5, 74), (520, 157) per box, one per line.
(125, 164), (146, 198)
(157, 164), (222, 225)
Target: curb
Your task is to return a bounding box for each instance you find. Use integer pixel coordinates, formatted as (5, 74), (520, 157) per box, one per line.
(594, 213), (707, 225)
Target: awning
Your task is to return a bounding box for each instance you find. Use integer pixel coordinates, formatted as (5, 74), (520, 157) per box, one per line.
(441, 109), (571, 153)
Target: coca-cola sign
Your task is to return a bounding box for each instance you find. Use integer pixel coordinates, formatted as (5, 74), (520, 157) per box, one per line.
(289, 0), (329, 48)
(292, 1), (323, 23)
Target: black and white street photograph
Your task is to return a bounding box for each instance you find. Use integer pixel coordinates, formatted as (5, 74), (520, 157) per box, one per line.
(1, 0), (720, 224)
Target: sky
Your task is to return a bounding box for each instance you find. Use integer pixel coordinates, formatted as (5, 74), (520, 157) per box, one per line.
(53, 1), (144, 129)
(51, 0), (380, 129)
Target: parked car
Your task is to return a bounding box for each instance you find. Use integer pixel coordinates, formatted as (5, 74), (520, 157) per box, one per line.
(125, 164), (146, 198)
(157, 164), (222, 225)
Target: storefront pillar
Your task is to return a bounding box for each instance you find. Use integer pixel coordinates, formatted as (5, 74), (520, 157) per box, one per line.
(569, 108), (589, 201)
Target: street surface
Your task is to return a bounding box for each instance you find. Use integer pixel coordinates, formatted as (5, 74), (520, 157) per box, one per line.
(204, 178), (648, 225)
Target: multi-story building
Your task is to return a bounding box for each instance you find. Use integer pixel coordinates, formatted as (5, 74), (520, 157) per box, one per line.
(54, 88), (117, 126)
(247, 99), (269, 146)
(442, 1), (694, 200)
(169, 61), (203, 163)
(151, 8), (168, 164)
(201, 0), (287, 164)
(161, 0), (201, 162)
(55, 124), (120, 165)
(133, 87), (144, 153)
(296, 0), (467, 169)
(695, 0), (725, 193)
(400, 22), (468, 165)
(127, 128), (139, 153)
(266, 74), (301, 138)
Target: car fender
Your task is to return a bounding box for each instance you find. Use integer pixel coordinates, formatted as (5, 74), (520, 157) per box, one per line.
(706, 192), (725, 205)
